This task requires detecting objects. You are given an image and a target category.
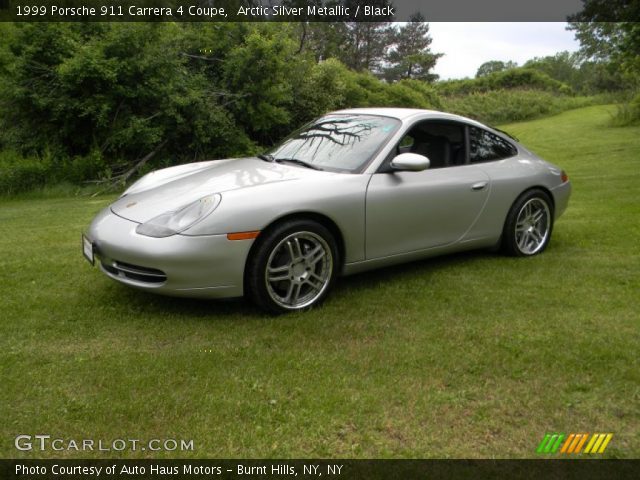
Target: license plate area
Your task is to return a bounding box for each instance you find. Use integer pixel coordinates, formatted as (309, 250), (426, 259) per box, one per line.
(82, 234), (95, 265)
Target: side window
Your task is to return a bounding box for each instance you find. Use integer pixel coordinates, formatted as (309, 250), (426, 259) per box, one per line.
(395, 121), (465, 169)
(469, 127), (517, 163)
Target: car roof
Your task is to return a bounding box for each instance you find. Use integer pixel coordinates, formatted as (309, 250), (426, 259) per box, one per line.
(331, 107), (485, 126)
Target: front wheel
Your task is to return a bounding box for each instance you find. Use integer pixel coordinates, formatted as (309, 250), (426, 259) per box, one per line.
(503, 189), (554, 257)
(245, 219), (339, 314)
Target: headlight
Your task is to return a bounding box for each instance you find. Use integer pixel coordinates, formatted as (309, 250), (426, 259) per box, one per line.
(136, 194), (222, 238)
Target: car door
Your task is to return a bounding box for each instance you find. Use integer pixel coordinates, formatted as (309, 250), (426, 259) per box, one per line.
(365, 164), (491, 259)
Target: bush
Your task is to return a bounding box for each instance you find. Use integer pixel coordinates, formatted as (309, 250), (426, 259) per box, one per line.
(0, 23), (620, 196)
(0, 23), (255, 174)
(611, 92), (640, 126)
(395, 79), (442, 109)
(0, 151), (53, 195)
(441, 89), (599, 125)
(437, 68), (572, 96)
(0, 149), (118, 196)
(291, 60), (441, 125)
(385, 79), (442, 109)
(291, 58), (349, 126)
(340, 68), (440, 110)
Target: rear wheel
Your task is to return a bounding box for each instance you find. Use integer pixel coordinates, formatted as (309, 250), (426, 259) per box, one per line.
(503, 189), (554, 256)
(246, 219), (339, 314)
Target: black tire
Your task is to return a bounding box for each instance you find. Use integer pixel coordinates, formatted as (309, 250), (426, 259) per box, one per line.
(503, 189), (554, 257)
(245, 219), (339, 314)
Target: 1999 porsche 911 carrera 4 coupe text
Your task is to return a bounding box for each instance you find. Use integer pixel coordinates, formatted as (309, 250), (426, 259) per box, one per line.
(83, 108), (571, 313)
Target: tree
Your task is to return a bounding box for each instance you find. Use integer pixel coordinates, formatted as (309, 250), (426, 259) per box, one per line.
(521, 50), (626, 93)
(0, 23), (252, 179)
(476, 60), (518, 78)
(524, 51), (581, 89)
(339, 22), (394, 74)
(296, 23), (348, 61)
(223, 26), (302, 144)
(383, 13), (442, 82)
(0, 19), (446, 189)
(568, 1), (640, 81)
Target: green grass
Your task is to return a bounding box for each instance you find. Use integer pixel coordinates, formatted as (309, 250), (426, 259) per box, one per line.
(1, 105), (638, 459)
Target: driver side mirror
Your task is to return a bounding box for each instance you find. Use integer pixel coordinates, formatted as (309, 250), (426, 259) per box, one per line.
(390, 153), (430, 172)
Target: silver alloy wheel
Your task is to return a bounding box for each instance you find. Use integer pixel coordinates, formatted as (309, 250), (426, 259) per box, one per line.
(515, 198), (551, 255)
(264, 231), (333, 309)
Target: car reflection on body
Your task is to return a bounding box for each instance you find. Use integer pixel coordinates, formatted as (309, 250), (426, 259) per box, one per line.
(83, 108), (571, 313)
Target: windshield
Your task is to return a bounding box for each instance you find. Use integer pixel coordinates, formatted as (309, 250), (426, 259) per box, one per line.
(267, 114), (401, 173)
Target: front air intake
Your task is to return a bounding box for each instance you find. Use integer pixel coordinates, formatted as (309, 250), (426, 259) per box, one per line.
(102, 260), (167, 284)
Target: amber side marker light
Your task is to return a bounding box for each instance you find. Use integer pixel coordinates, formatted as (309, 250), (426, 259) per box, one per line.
(561, 170), (569, 183)
(227, 231), (260, 241)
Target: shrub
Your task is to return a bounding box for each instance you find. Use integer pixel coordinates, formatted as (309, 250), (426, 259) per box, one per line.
(437, 68), (572, 96)
(441, 89), (598, 125)
(291, 60), (441, 124)
(291, 58), (349, 126)
(0, 151), (52, 195)
(611, 92), (640, 126)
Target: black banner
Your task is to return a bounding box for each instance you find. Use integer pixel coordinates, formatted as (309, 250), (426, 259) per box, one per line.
(0, 0), (633, 22)
(2, 459), (640, 480)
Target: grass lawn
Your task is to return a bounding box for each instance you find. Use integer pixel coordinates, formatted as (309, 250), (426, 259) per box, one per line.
(1, 105), (638, 459)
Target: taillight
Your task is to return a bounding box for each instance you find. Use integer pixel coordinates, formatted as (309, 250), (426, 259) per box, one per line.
(561, 170), (568, 183)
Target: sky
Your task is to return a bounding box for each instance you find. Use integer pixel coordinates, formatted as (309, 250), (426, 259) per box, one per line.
(428, 23), (580, 80)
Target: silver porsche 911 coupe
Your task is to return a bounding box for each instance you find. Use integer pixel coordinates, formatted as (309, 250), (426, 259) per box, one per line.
(83, 108), (571, 313)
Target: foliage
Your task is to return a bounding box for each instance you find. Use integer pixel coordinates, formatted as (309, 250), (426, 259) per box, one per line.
(338, 67), (441, 109)
(389, 79), (442, 109)
(0, 21), (445, 189)
(289, 58), (442, 127)
(299, 17), (442, 83)
(0, 24), (253, 173)
(568, 3), (640, 82)
(0, 20), (632, 195)
(524, 52), (580, 88)
(441, 89), (599, 125)
(383, 13), (442, 82)
(339, 22), (394, 74)
(222, 26), (300, 144)
(437, 68), (572, 96)
(296, 22), (348, 62)
(290, 58), (350, 126)
(611, 92), (640, 126)
(476, 60), (518, 78)
(0, 148), (114, 196)
(0, 151), (52, 196)
(525, 51), (628, 93)
(568, 2), (640, 129)
(577, 60), (629, 93)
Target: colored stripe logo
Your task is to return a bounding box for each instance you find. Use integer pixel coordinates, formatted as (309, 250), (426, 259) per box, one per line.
(536, 433), (613, 454)
(583, 433), (613, 454)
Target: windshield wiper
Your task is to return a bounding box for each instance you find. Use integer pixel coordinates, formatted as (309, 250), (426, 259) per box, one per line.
(258, 153), (275, 162)
(274, 158), (323, 171)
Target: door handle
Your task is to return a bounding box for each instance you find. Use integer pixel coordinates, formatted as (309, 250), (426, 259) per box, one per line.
(471, 181), (488, 191)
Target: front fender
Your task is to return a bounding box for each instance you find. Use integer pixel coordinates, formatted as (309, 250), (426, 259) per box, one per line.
(184, 174), (370, 264)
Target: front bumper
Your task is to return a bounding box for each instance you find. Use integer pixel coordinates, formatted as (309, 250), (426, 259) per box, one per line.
(86, 207), (253, 298)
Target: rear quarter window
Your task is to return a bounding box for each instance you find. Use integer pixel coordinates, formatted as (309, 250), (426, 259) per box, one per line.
(469, 126), (517, 163)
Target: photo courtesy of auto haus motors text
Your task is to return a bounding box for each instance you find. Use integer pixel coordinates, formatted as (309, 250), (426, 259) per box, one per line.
(14, 462), (344, 477)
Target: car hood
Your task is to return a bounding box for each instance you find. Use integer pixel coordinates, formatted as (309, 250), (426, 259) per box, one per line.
(111, 157), (329, 223)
